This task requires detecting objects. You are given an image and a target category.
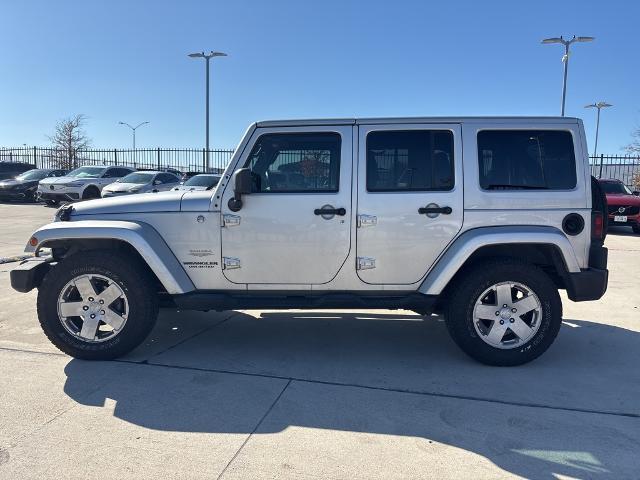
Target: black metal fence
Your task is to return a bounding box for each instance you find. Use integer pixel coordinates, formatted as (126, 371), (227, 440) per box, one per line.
(0, 147), (235, 174)
(1, 147), (639, 188)
(589, 155), (640, 188)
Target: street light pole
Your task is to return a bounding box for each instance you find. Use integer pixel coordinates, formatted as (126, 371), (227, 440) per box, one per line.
(542, 35), (595, 116)
(118, 121), (150, 150)
(585, 102), (613, 178)
(188, 50), (227, 171)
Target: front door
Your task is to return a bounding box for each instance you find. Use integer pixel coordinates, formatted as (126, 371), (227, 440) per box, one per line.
(220, 126), (353, 285)
(356, 124), (464, 284)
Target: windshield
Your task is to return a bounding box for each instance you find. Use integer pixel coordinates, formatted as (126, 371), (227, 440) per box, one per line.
(119, 172), (154, 184)
(185, 175), (220, 187)
(15, 169), (49, 181)
(600, 182), (632, 195)
(67, 166), (106, 178)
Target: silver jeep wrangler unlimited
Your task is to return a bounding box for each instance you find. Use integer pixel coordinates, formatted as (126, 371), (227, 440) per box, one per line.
(11, 117), (609, 366)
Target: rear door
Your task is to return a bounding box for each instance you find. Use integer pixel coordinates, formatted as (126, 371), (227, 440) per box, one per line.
(356, 123), (463, 284)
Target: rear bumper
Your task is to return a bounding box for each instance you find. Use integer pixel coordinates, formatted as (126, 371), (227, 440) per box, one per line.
(10, 258), (51, 293)
(565, 268), (608, 302)
(566, 244), (608, 302)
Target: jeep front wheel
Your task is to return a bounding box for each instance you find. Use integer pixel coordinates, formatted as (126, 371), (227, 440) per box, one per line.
(445, 259), (562, 366)
(37, 250), (159, 360)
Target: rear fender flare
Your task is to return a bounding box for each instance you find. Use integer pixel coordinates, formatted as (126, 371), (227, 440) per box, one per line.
(418, 226), (581, 296)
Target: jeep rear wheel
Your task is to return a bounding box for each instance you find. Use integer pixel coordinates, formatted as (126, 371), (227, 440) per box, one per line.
(445, 259), (562, 366)
(37, 250), (159, 360)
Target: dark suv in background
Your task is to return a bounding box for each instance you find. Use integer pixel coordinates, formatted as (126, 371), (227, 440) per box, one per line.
(599, 179), (640, 234)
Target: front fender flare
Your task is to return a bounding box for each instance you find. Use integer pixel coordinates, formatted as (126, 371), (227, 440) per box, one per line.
(26, 220), (195, 294)
(418, 226), (581, 296)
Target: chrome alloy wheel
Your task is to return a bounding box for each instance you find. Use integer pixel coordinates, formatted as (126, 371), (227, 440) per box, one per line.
(472, 281), (542, 349)
(56, 274), (129, 343)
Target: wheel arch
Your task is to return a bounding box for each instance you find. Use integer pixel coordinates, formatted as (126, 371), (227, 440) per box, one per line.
(419, 226), (580, 297)
(26, 220), (195, 295)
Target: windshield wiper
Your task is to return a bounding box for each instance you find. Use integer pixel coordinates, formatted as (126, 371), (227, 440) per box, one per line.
(485, 184), (548, 190)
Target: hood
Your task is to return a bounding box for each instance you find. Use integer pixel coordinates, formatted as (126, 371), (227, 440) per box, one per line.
(605, 193), (640, 207)
(0, 179), (18, 187)
(0, 178), (38, 188)
(104, 182), (149, 192)
(173, 185), (207, 191)
(40, 176), (77, 186)
(70, 190), (185, 216)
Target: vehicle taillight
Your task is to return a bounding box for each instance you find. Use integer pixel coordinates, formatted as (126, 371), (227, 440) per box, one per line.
(592, 212), (604, 241)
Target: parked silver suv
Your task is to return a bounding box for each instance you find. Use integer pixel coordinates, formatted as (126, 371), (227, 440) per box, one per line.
(11, 117), (608, 366)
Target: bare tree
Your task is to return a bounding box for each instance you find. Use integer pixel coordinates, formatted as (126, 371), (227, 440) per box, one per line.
(48, 114), (91, 169)
(624, 127), (640, 155)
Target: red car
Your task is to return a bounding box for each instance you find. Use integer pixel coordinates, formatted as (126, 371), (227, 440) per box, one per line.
(599, 179), (640, 234)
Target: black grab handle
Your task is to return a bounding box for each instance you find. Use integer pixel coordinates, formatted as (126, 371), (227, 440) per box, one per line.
(314, 207), (346, 216)
(418, 206), (452, 215)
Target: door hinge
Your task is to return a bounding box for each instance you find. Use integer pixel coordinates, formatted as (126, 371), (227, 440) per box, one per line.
(222, 257), (241, 270)
(222, 214), (241, 227)
(357, 214), (377, 228)
(356, 257), (376, 270)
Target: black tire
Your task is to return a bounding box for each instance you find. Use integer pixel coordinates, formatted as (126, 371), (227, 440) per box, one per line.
(633, 224), (640, 234)
(82, 186), (100, 200)
(37, 250), (159, 360)
(445, 259), (562, 366)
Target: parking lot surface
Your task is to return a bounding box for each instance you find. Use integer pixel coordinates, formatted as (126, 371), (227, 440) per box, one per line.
(0, 203), (639, 479)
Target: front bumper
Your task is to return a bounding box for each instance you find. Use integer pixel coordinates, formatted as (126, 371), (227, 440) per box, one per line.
(0, 189), (33, 200)
(10, 258), (51, 293)
(39, 191), (80, 201)
(607, 214), (639, 227)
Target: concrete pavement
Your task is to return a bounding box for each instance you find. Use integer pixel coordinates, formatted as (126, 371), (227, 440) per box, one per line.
(0, 204), (639, 479)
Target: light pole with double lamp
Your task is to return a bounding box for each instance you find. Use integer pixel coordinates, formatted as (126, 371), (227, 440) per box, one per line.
(118, 121), (150, 151)
(585, 102), (613, 178)
(188, 50), (227, 171)
(541, 35), (595, 116)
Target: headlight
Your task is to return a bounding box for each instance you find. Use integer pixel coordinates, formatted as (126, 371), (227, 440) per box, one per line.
(128, 187), (141, 192)
(65, 182), (84, 187)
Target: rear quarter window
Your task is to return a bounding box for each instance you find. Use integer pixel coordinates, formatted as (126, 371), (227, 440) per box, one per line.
(477, 130), (577, 190)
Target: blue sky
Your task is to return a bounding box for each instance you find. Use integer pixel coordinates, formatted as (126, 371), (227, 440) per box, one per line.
(0, 0), (638, 154)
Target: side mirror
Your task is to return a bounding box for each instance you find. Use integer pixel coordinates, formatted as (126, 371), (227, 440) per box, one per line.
(153, 179), (161, 186)
(228, 168), (252, 212)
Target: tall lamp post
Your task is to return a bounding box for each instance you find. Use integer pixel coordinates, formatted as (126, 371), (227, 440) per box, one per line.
(118, 121), (149, 151)
(541, 35), (595, 116)
(188, 50), (227, 171)
(585, 102), (613, 178)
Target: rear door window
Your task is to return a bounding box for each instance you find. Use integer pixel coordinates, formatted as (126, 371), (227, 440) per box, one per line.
(477, 130), (576, 190)
(366, 130), (454, 192)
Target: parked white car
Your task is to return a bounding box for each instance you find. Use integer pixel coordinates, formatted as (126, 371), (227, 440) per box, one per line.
(38, 165), (135, 205)
(172, 173), (221, 192)
(102, 171), (181, 198)
(12, 117), (609, 366)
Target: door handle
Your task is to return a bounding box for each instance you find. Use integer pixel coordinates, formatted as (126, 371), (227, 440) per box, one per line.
(418, 205), (452, 215)
(314, 207), (346, 216)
